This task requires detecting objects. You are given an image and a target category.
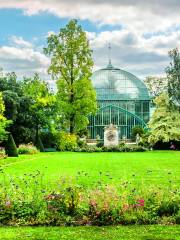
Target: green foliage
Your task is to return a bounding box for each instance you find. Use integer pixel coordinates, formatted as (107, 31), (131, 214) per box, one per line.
(148, 93), (180, 145)
(44, 19), (97, 134)
(0, 148), (7, 159)
(166, 48), (180, 111)
(2, 90), (19, 121)
(74, 145), (147, 152)
(131, 126), (145, 140)
(0, 71), (56, 145)
(5, 133), (18, 157)
(22, 74), (56, 133)
(56, 131), (77, 151)
(18, 144), (39, 155)
(0, 172), (179, 226)
(40, 131), (57, 148)
(77, 138), (87, 148)
(34, 133), (45, 152)
(144, 76), (167, 97)
(138, 132), (151, 148)
(0, 92), (10, 142)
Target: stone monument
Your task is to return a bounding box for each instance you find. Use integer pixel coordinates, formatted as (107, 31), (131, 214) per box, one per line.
(104, 124), (119, 147)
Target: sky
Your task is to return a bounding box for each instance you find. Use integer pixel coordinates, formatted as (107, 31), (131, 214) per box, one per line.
(0, 0), (180, 81)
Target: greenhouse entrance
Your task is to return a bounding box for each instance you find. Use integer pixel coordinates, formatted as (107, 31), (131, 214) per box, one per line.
(88, 105), (147, 140)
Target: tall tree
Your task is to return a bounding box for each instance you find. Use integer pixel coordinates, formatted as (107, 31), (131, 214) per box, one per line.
(148, 93), (180, 145)
(166, 48), (180, 111)
(44, 19), (97, 134)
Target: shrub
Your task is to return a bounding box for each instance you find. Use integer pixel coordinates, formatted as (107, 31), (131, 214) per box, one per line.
(96, 142), (104, 148)
(5, 133), (18, 157)
(102, 145), (147, 152)
(18, 144), (39, 155)
(56, 132), (77, 151)
(0, 147), (7, 159)
(132, 126), (145, 140)
(74, 146), (102, 152)
(77, 139), (87, 148)
(74, 145), (147, 153)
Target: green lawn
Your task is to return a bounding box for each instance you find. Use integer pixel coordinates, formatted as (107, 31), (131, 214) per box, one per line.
(1, 151), (180, 189)
(0, 151), (180, 239)
(0, 226), (179, 240)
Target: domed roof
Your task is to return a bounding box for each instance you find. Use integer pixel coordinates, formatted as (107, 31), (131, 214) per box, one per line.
(91, 63), (150, 101)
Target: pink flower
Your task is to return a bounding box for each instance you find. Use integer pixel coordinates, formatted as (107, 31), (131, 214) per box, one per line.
(136, 199), (145, 207)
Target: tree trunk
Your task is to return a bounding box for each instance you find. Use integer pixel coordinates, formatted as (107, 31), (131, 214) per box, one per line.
(69, 114), (75, 134)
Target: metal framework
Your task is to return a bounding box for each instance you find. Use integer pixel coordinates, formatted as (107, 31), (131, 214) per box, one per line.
(88, 63), (150, 140)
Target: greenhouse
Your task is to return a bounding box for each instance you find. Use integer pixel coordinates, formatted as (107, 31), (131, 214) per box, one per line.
(88, 62), (150, 140)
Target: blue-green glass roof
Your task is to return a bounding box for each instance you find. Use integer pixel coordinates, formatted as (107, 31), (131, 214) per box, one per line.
(91, 63), (150, 101)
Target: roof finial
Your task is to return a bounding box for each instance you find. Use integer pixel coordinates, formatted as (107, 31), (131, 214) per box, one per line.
(108, 43), (112, 65)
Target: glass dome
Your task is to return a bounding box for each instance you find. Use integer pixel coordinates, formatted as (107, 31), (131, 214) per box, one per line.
(91, 63), (150, 101)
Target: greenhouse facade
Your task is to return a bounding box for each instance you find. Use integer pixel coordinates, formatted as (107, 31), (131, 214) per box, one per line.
(88, 62), (150, 140)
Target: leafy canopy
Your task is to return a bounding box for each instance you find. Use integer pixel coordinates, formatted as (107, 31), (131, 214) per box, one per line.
(44, 19), (97, 134)
(22, 74), (56, 132)
(148, 93), (180, 144)
(144, 76), (167, 97)
(0, 92), (10, 142)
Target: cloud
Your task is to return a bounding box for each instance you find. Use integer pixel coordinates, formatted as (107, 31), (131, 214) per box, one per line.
(0, 0), (180, 78)
(0, 37), (50, 79)
(0, 0), (180, 34)
(9, 36), (33, 48)
(88, 28), (180, 77)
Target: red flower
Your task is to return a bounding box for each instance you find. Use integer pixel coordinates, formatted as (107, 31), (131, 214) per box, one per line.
(136, 199), (145, 207)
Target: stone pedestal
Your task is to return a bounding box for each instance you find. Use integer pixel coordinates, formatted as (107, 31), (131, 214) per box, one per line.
(104, 124), (119, 147)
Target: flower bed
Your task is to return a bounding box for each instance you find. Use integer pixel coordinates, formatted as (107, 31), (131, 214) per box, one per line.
(0, 171), (179, 226)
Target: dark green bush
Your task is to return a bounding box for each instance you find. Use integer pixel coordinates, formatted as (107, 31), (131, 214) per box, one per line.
(5, 133), (18, 157)
(77, 139), (87, 148)
(96, 142), (104, 148)
(132, 126), (145, 140)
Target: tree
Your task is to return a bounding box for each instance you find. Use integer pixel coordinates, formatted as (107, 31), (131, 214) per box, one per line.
(148, 93), (180, 145)
(0, 71), (56, 145)
(166, 48), (180, 111)
(44, 19), (97, 134)
(0, 92), (9, 142)
(5, 133), (18, 157)
(144, 76), (167, 97)
(22, 74), (56, 141)
(34, 132), (45, 152)
(2, 91), (19, 121)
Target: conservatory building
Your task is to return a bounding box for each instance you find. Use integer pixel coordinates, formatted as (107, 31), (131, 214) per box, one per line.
(88, 62), (150, 140)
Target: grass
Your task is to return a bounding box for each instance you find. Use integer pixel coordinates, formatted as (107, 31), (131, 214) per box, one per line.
(0, 151), (179, 239)
(0, 226), (179, 240)
(0, 151), (180, 189)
